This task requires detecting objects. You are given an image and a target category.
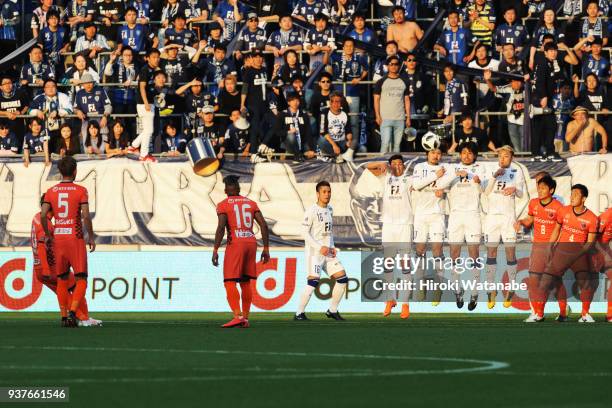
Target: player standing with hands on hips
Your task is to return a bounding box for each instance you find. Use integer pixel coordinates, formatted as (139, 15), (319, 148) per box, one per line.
(213, 175), (270, 328)
(295, 181), (349, 321)
(41, 157), (96, 328)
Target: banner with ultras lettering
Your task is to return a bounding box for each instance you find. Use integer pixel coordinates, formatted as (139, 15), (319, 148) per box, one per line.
(0, 154), (610, 247)
(0, 250), (608, 314)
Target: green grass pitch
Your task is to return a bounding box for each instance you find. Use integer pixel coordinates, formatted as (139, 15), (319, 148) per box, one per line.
(1, 312), (611, 408)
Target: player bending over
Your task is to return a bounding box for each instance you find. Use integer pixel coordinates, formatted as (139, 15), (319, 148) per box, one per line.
(483, 146), (525, 309)
(516, 175), (568, 322)
(32, 195), (101, 327)
(541, 184), (598, 323)
(411, 147), (448, 307)
(41, 157), (96, 328)
(295, 181), (349, 321)
(367, 154), (414, 319)
(443, 142), (486, 310)
(213, 175), (270, 328)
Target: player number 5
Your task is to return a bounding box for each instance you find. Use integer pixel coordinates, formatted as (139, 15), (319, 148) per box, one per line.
(58, 193), (69, 218)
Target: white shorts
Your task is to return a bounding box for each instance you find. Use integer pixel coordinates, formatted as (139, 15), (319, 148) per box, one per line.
(305, 252), (345, 278)
(448, 212), (482, 244)
(484, 214), (517, 245)
(382, 223), (413, 243)
(413, 213), (446, 243)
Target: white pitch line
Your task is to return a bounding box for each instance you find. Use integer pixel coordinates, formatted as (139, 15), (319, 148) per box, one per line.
(0, 346), (509, 383)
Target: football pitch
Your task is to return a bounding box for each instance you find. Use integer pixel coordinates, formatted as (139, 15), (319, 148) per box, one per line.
(1, 313), (611, 408)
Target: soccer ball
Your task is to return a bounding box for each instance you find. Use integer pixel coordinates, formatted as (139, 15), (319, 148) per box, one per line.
(421, 131), (441, 151)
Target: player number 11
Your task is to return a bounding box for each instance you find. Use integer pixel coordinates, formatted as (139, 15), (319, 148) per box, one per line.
(233, 204), (252, 228)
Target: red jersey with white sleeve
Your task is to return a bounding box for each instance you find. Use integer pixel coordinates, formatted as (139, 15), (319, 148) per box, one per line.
(556, 205), (598, 244)
(43, 181), (89, 241)
(528, 198), (563, 243)
(216, 196), (260, 245)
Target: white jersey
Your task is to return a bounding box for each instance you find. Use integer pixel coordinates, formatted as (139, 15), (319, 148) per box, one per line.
(411, 162), (446, 215)
(486, 165), (524, 216)
(445, 162), (485, 213)
(381, 173), (413, 224)
(302, 203), (334, 253)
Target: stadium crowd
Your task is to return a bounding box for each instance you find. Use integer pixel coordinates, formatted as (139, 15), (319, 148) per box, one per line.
(0, 0), (610, 164)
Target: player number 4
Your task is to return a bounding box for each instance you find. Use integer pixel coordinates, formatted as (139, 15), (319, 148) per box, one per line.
(58, 193), (69, 218)
(233, 204), (252, 228)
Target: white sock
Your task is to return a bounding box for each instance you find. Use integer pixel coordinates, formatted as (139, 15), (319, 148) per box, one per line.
(329, 280), (347, 313)
(296, 285), (315, 315)
(398, 273), (412, 303)
(383, 271), (395, 302)
(507, 262), (517, 283)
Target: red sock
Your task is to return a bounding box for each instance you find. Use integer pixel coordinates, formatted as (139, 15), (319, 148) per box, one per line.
(56, 278), (69, 318)
(527, 275), (537, 312)
(224, 281), (242, 318)
(580, 288), (594, 316)
(607, 278), (612, 319)
(239, 281), (253, 319)
(76, 298), (89, 321)
(556, 283), (568, 317)
(70, 279), (87, 313)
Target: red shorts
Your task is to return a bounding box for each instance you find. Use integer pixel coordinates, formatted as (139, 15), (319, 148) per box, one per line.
(548, 243), (591, 277)
(34, 267), (75, 292)
(53, 239), (88, 276)
(223, 242), (257, 281)
(529, 243), (552, 274)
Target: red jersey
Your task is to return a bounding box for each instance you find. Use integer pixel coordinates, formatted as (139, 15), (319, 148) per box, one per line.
(556, 205), (598, 243)
(598, 207), (612, 244)
(528, 197), (563, 243)
(43, 181), (89, 241)
(216, 196), (260, 245)
(30, 212), (53, 269)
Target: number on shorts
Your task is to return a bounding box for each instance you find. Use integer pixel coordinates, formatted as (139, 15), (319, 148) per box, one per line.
(58, 193), (69, 218)
(540, 224), (546, 236)
(233, 204), (252, 228)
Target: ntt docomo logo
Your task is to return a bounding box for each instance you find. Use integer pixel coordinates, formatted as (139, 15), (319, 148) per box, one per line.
(0, 258), (43, 310)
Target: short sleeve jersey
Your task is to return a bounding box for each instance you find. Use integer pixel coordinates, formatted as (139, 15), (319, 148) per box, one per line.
(528, 198), (563, 243)
(43, 181), (89, 241)
(216, 195), (260, 245)
(556, 205), (598, 243)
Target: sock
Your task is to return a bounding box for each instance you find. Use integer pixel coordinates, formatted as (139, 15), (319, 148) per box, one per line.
(607, 276), (612, 319)
(239, 281), (252, 319)
(580, 288), (594, 316)
(297, 279), (318, 315)
(434, 257), (445, 285)
(383, 271), (395, 302)
(486, 257), (496, 295)
(223, 281), (242, 318)
(452, 260), (462, 295)
(56, 278), (69, 318)
(70, 279), (87, 312)
(329, 276), (348, 313)
(398, 272), (412, 304)
(507, 260), (517, 283)
(556, 282), (568, 317)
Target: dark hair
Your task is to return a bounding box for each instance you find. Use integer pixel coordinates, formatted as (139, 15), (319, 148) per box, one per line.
(47, 9), (60, 19)
(316, 180), (331, 192)
(29, 117), (44, 129)
(503, 6), (516, 14)
(283, 49), (298, 64)
(537, 8), (558, 29)
(57, 124), (80, 155)
(109, 119), (129, 150)
(543, 42), (558, 52)
(125, 6), (137, 14)
(391, 5), (405, 13)
(318, 72), (332, 81)
(460, 108), (473, 122)
(223, 175), (240, 188)
(121, 45), (134, 55)
(343, 37), (355, 46)
(474, 43), (489, 54)
(388, 154), (404, 164)
(85, 120), (102, 149)
(329, 91), (343, 101)
(352, 13), (365, 21)
(572, 184), (588, 198)
(43, 78), (56, 87)
(584, 72), (599, 88)
(447, 10), (459, 17)
(286, 92), (300, 102)
(30, 45), (43, 53)
(458, 141), (478, 158)
(58, 156), (77, 177)
(163, 121), (177, 134)
(147, 48), (161, 57)
(385, 40), (398, 48)
(314, 12), (328, 22)
(214, 43), (227, 52)
(443, 62), (455, 72)
(40, 194), (46, 206)
(537, 175), (557, 193)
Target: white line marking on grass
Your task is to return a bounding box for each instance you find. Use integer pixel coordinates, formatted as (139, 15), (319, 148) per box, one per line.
(0, 346), (508, 383)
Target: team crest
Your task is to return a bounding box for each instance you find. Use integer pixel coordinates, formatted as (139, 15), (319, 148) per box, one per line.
(580, 221), (587, 229)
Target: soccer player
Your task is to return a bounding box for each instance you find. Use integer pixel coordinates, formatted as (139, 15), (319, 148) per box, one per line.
(483, 146), (525, 309)
(295, 181), (349, 321)
(515, 175), (566, 322)
(443, 142), (485, 309)
(212, 175), (270, 328)
(367, 155), (413, 319)
(41, 157), (95, 328)
(595, 207), (612, 322)
(411, 147), (447, 306)
(542, 184), (599, 322)
(31, 195), (100, 327)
